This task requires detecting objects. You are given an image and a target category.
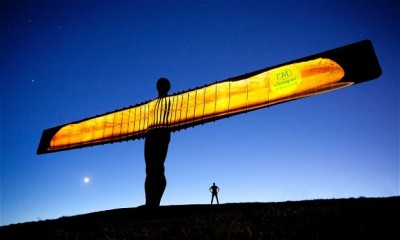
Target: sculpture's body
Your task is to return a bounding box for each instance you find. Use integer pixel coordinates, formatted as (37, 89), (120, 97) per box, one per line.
(144, 78), (171, 206)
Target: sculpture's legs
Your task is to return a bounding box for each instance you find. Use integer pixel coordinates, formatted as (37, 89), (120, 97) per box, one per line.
(144, 129), (170, 207)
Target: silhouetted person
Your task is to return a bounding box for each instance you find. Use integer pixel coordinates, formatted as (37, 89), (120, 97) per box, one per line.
(144, 78), (171, 207)
(209, 182), (220, 205)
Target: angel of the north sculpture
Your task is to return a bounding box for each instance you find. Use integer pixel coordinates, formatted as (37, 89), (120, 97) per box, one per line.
(38, 40), (381, 206)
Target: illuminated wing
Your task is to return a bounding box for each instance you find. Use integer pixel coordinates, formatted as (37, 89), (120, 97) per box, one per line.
(37, 40), (381, 154)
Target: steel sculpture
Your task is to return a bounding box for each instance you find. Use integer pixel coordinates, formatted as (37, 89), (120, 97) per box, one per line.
(37, 40), (381, 206)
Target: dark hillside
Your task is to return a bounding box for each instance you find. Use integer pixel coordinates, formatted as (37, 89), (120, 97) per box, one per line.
(1, 197), (398, 240)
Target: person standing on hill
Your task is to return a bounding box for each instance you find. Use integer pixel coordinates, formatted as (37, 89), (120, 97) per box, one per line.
(209, 182), (220, 205)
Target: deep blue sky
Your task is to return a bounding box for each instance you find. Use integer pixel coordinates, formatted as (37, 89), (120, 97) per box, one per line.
(1, 0), (399, 225)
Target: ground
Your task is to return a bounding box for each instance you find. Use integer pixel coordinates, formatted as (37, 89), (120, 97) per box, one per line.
(1, 197), (398, 240)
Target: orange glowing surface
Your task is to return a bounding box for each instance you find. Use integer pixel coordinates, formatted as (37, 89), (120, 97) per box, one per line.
(49, 58), (345, 151)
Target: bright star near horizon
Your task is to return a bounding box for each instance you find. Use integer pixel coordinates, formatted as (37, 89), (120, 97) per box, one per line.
(83, 177), (90, 184)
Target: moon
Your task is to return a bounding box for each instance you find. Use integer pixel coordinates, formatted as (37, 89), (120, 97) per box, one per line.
(83, 177), (90, 184)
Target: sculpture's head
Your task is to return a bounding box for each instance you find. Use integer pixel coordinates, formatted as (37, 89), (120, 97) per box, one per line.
(157, 78), (170, 97)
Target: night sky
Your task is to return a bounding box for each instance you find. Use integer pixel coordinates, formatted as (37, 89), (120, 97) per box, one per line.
(1, 1), (399, 226)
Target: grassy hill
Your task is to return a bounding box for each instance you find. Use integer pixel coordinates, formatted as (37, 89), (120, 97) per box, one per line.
(1, 197), (398, 240)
